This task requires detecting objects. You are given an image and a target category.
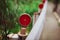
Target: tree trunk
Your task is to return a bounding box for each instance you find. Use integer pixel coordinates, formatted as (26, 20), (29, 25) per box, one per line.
(53, 0), (59, 12)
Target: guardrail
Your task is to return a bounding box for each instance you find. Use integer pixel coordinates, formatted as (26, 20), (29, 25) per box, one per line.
(26, 1), (47, 40)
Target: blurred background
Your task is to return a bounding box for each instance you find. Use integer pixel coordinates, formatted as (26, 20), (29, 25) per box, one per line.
(0, 0), (60, 40)
(40, 0), (60, 40)
(0, 0), (41, 40)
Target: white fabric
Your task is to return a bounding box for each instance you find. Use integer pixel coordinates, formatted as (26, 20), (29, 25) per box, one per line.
(26, 1), (47, 40)
(7, 34), (18, 38)
(12, 34), (18, 38)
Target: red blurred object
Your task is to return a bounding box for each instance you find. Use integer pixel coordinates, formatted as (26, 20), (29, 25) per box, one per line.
(42, 0), (46, 3)
(39, 3), (44, 9)
(19, 14), (31, 27)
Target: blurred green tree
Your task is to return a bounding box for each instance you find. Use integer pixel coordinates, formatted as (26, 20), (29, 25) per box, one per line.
(0, 0), (41, 40)
(0, 0), (18, 40)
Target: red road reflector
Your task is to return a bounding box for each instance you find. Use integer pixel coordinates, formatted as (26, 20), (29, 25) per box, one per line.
(42, 0), (46, 3)
(19, 13), (31, 27)
(39, 3), (44, 9)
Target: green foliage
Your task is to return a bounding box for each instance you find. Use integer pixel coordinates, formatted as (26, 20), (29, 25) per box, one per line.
(17, 0), (41, 15)
(0, 0), (17, 40)
(0, 0), (41, 35)
(58, 22), (60, 26)
(5, 0), (41, 33)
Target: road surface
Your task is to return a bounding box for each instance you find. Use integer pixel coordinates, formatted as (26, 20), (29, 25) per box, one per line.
(40, 2), (60, 40)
